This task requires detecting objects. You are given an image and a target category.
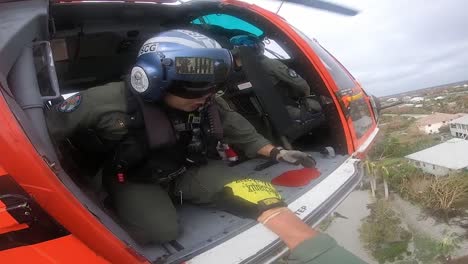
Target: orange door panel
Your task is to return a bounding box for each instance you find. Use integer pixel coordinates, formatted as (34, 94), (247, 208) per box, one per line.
(0, 234), (109, 263)
(0, 86), (147, 263)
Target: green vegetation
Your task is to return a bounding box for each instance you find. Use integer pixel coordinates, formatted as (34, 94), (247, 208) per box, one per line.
(359, 200), (411, 263)
(380, 115), (395, 123)
(382, 106), (432, 115)
(368, 132), (440, 161)
(412, 233), (441, 263)
(438, 95), (468, 114)
(381, 94), (468, 115)
(373, 241), (409, 264)
(318, 215), (335, 232)
(363, 102), (468, 221)
(359, 200), (463, 264)
(367, 156), (468, 220)
(420, 173), (468, 219)
(364, 129), (442, 204)
(379, 116), (415, 134)
(438, 124), (450, 134)
(363, 117), (468, 219)
(412, 232), (461, 263)
(361, 91), (468, 263)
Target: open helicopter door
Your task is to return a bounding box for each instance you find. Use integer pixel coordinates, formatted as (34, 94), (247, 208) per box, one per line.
(309, 40), (378, 150)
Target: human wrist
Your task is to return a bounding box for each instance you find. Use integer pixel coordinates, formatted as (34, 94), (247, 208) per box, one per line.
(257, 144), (275, 158)
(261, 209), (317, 250)
(269, 147), (284, 161)
(257, 207), (289, 224)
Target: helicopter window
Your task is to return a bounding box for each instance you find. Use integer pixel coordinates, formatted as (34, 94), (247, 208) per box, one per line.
(291, 27), (355, 91)
(191, 14), (263, 37)
(292, 26), (373, 138)
(263, 39), (291, 60)
(309, 41), (355, 91)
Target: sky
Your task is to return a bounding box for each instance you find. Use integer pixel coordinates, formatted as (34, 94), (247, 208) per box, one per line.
(241, 0), (468, 96)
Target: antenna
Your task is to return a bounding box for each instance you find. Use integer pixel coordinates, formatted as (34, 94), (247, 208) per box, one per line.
(276, 0), (285, 14)
(274, 0), (359, 16)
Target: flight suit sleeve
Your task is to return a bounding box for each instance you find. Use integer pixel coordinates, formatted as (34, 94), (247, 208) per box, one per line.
(45, 82), (129, 142)
(45, 93), (86, 140)
(285, 233), (368, 264)
(215, 97), (271, 158)
(264, 58), (311, 98)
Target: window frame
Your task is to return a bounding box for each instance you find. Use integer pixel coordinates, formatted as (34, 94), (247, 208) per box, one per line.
(291, 29), (356, 91)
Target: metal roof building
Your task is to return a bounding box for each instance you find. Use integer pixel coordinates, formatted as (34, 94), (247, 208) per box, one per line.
(415, 112), (466, 134)
(405, 138), (468, 176)
(416, 113), (464, 127)
(450, 115), (468, 125)
(450, 115), (468, 139)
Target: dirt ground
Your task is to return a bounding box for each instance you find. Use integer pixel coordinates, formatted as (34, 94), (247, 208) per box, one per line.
(390, 194), (468, 258)
(325, 190), (377, 264)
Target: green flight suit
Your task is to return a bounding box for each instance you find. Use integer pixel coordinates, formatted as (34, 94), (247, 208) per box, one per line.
(258, 56), (322, 120)
(284, 233), (368, 264)
(46, 81), (129, 143)
(45, 81), (271, 243)
(259, 56), (310, 99)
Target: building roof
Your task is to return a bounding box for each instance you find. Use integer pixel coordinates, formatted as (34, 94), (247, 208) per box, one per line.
(416, 112), (465, 126)
(405, 138), (468, 170)
(410, 97), (424, 102)
(450, 114), (468, 125)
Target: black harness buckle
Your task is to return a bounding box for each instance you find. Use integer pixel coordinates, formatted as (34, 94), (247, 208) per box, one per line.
(157, 167), (187, 184)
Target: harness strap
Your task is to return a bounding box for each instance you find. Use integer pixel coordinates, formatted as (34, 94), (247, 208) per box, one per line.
(205, 100), (223, 141)
(136, 97), (177, 149)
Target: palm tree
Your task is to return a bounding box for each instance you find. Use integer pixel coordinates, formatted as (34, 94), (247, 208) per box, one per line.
(379, 166), (390, 200)
(364, 160), (377, 198)
(364, 160), (390, 200)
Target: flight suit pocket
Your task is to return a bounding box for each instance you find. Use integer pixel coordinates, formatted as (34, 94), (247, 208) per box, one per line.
(95, 112), (129, 141)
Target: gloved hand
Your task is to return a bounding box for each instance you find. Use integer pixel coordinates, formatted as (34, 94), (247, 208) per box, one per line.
(271, 147), (316, 168)
(216, 179), (286, 219)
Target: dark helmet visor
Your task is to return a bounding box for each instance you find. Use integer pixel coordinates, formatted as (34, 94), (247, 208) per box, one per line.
(168, 81), (218, 99)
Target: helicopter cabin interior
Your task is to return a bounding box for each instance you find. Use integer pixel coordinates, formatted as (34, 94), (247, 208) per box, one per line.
(0, 1), (360, 262)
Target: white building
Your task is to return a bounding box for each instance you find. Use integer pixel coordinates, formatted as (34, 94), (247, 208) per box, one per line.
(386, 97), (399, 103)
(416, 112), (465, 134)
(450, 115), (468, 139)
(402, 96), (412, 102)
(434, 96), (445, 100)
(406, 138), (468, 176)
(409, 97), (424, 103)
(398, 103), (414, 108)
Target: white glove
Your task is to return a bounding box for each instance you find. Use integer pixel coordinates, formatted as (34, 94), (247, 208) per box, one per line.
(270, 147), (316, 168)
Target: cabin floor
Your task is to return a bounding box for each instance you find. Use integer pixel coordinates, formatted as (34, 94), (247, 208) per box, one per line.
(132, 151), (349, 262)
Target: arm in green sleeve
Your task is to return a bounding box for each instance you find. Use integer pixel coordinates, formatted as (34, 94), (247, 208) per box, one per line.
(286, 233), (368, 264)
(45, 81), (128, 140)
(215, 97), (270, 158)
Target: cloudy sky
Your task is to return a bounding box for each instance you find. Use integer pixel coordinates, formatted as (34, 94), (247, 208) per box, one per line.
(242, 0), (468, 96)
